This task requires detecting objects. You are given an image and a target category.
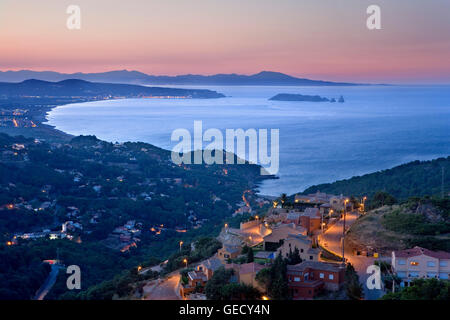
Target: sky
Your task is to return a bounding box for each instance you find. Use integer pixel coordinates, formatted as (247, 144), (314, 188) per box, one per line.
(0, 0), (449, 83)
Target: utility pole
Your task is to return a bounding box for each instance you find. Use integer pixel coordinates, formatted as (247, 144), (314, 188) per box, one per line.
(342, 199), (348, 263)
(442, 166), (445, 198)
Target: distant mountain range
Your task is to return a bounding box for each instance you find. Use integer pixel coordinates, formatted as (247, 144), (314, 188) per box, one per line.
(0, 79), (225, 99)
(0, 70), (361, 86)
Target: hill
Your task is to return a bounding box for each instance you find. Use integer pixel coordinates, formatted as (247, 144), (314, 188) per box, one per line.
(302, 157), (450, 200)
(346, 198), (450, 254)
(0, 79), (225, 99)
(0, 70), (361, 86)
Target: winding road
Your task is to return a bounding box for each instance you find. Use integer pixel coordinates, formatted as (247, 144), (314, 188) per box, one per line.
(318, 211), (384, 300)
(34, 264), (60, 300)
(143, 273), (181, 300)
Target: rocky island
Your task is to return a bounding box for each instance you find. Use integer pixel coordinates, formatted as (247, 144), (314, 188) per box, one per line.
(269, 93), (345, 103)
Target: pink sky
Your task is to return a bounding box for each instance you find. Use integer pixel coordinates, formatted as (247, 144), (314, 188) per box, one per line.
(1, 0), (449, 83)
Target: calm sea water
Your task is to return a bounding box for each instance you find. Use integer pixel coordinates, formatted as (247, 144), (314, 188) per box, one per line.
(47, 85), (450, 196)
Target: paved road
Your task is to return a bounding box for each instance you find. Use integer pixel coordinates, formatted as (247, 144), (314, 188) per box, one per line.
(318, 211), (384, 300)
(143, 273), (181, 300)
(34, 264), (60, 300)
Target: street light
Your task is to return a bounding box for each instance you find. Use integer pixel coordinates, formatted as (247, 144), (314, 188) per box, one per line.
(342, 199), (349, 263)
(179, 241), (183, 252)
(183, 258), (188, 268)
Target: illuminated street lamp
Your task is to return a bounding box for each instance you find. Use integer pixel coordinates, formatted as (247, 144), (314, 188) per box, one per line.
(262, 296), (269, 300)
(137, 266), (142, 272)
(179, 241), (183, 252)
(183, 258), (188, 268)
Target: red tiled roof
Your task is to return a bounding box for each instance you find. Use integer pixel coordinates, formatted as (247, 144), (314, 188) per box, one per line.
(394, 246), (450, 259)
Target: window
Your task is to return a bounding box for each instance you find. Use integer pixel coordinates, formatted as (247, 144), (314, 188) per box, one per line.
(310, 256), (313, 260)
(439, 261), (448, 267)
(398, 259), (406, 265)
(294, 277), (300, 282)
(439, 273), (449, 280)
(427, 261), (436, 267)
(410, 261), (419, 266)
(329, 274), (334, 280)
(300, 249), (304, 253)
(319, 273), (324, 279)
(427, 272), (437, 278)
(409, 272), (419, 278)
(397, 271), (406, 278)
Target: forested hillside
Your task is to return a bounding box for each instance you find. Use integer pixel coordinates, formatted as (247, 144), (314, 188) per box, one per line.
(303, 157), (450, 199)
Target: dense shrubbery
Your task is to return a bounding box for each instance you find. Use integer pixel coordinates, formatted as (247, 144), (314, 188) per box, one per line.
(0, 244), (51, 299)
(382, 278), (450, 300)
(205, 267), (261, 300)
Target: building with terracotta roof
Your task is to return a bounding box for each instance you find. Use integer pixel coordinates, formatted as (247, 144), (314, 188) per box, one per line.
(196, 257), (224, 280)
(286, 261), (345, 299)
(299, 208), (321, 234)
(225, 262), (266, 292)
(392, 246), (450, 286)
(217, 244), (242, 263)
(276, 234), (321, 262)
(263, 223), (307, 251)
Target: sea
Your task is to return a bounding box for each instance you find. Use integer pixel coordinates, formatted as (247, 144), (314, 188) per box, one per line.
(46, 85), (450, 196)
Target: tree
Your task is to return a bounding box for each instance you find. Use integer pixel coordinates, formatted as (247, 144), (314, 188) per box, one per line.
(368, 191), (397, 209)
(382, 278), (450, 300)
(345, 263), (363, 300)
(256, 252), (289, 300)
(205, 267), (235, 300)
(205, 267), (260, 300)
(247, 247), (254, 263)
(287, 247), (302, 265)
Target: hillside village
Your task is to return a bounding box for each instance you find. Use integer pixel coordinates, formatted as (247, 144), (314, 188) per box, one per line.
(138, 191), (450, 301)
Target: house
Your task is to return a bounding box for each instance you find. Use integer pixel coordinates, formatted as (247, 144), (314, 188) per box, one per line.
(299, 208), (321, 234)
(187, 270), (208, 288)
(217, 244), (242, 263)
(180, 270), (208, 298)
(285, 212), (301, 225)
(392, 246), (450, 287)
(287, 261), (345, 299)
(196, 257), (224, 280)
(277, 234), (320, 262)
(225, 262), (266, 292)
(329, 195), (350, 212)
(263, 223), (307, 251)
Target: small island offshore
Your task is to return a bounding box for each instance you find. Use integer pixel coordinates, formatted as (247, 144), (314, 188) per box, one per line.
(270, 93), (345, 103)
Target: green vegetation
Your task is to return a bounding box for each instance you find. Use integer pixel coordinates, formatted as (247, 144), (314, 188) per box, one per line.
(0, 244), (50, 299)
(303, 157), (450, 200)
(381, 278), (450, 300)
(255, 253), (289, 300)
(0, 132), (269, 299)
(163, 237), (222, 274)
(205, 267), (261, 300)
(346, 197), (450, 253)
(246, 247), (254, 263)
(344, 263), (363, 300)
(368, 191), (397, 210)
